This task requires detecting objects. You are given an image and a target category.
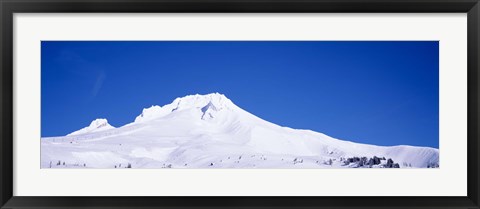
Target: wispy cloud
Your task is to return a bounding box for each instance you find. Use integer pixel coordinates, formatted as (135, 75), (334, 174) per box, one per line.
(92, 71), (106, 97)
(56, 49), (107, 99)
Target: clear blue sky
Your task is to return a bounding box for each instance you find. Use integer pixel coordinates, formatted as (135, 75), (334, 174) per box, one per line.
(41, 41), (439, 148)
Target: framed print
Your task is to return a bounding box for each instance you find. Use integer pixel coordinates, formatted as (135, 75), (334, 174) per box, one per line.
(1, 0), (479, 208)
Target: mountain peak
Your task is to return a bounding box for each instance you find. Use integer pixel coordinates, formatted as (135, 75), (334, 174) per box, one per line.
(134, 93), (237, 123)
(90, 118), (109, 127)
(173, 92), (232, 109)
(201, 101), (219, 120)
(201, 101), (218, 112)
(67, 118), (115, 136)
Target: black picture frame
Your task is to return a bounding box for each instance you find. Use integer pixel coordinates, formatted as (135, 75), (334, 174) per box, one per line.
(1, 0), (479, 208)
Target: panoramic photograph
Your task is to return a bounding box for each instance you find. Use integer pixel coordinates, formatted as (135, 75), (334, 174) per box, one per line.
(41, 41), (439, 169)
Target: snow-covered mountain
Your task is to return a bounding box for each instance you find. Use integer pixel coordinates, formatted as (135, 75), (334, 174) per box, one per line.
(41, 93), (439, 169)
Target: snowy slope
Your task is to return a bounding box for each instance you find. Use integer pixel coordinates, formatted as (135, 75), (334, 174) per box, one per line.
(41, 93), (439, 169)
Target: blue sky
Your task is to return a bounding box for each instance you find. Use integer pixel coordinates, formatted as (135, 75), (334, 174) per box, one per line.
(41, 41), (439, 148)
